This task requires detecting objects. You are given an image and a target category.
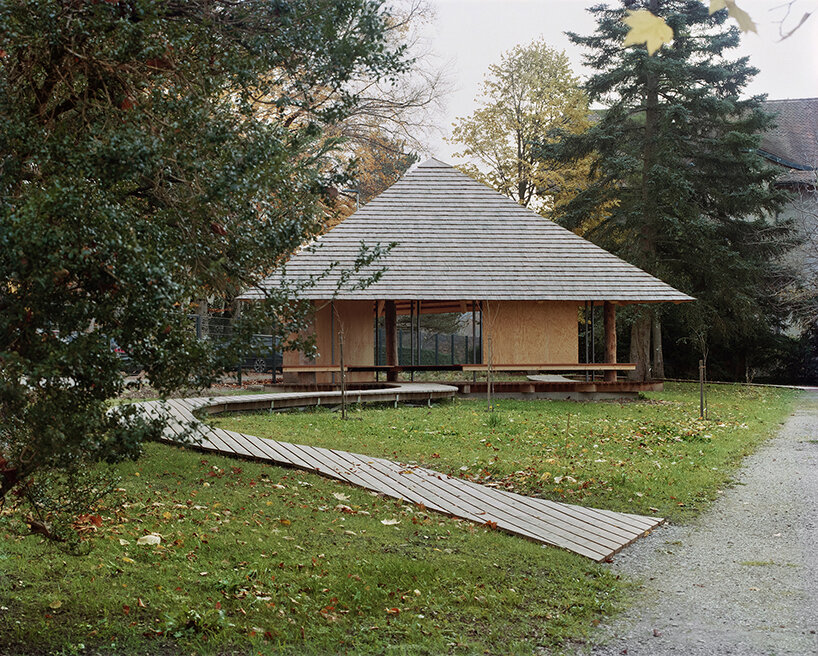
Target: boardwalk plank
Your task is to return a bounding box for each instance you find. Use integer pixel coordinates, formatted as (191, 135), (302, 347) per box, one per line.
(410, 469), (627, 551)
(362, 460), (609, 559)
(133, 387), (662, 561)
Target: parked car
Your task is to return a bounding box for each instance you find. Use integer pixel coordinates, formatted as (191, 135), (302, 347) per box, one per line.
(242, 335), (283, 374)
(110, 340), (141, 375)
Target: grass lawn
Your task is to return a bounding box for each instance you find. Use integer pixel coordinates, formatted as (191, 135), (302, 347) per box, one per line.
(0, 383), (797, 655)
(215, 383), (798, 522)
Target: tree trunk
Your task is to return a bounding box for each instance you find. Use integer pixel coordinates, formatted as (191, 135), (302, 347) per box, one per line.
(634, 0), (662, 383)
(629, 312), (651, 381)
(651, 311), (665, 379)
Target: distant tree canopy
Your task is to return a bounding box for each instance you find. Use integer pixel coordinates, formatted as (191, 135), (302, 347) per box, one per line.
(0, 0), (408, 535)
(448, 39), (590, 214)
(544, 0), (796, 381)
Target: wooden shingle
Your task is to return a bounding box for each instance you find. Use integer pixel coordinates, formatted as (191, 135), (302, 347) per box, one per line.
(240, 158), (694, 303)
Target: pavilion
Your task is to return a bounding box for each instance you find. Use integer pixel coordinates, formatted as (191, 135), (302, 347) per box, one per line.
(240, 158), (693, 391)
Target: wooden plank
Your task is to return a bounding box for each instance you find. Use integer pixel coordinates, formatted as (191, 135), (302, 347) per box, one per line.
(349, 456), (608, 559)
(214, 428), (273, 460)
(244, 434), (309, 468)
(366, 461), (612, 559)
(495, 486), (655, 538)
(294, 444), (374, 487)
(424, 471), (635, 549)
(282, 366), (346, 373)
(164, 400), (240, 454)
(462, 363), (637, 372)
(329, 450), (444, 511)
(140, 388), (661, 562)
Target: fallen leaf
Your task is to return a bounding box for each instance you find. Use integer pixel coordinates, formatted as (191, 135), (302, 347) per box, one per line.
(136, 534), (161, 546)
(332, 492), (350, 501)
(122, 556), (135, 564)
(385, 607), (400, 615)
(710, 0), (757, 33)
(49, 600), (62, 610)
(380, 519), (400, 525)
(119, 538), (130, 546)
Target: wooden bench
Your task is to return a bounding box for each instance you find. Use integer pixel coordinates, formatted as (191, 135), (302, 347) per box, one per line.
(284, 363), (636, 373)
(461, 363), (637, 372)
(282, 365), (347, 373)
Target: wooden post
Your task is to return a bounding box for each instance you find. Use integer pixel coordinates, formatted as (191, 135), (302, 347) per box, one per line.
(584, 301), (590, 382)
(339, 325), (346, 420)
(604, 301), (617, 383)
(487, 335), (493, 412)
(374, 302), (379, 382)
(384, 300), (397, 382)
(472, 300), (477, 384)
(235, 300), (242, 387)
(409, 300), (414, 382)
(330, 300), (335, 386)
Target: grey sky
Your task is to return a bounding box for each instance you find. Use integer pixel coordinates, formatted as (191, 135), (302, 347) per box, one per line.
(419, 0), (818, 162)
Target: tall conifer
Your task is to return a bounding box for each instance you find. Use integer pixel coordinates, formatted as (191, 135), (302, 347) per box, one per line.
(545, 0), (794, 379)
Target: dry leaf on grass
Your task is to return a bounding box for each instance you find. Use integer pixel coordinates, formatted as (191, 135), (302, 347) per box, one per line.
(136, 534), (161, 546)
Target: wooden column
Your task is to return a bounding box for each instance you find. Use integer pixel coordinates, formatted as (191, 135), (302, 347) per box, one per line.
(604, 301), (617, 382)
(384, 300), (398, 382)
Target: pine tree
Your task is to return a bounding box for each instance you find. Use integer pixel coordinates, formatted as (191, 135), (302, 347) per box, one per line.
(544, 0), (794, 380)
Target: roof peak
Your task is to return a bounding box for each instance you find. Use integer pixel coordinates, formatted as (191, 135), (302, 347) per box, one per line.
(764, 97), (818, 104)
(416, 157), (453, 169)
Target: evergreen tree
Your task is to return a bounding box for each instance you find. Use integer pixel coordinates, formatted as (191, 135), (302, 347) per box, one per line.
(0, 0), (405, 534)
(543, 0), (794, 380)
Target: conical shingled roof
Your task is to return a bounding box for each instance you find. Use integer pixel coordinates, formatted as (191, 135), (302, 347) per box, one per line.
(241, 158), (693, 303)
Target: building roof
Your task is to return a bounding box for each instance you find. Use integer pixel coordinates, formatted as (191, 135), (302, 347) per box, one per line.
(241, 158), (693, 304)
(760, 98), (818, 187)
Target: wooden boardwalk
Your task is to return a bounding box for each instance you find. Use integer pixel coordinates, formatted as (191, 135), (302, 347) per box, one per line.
(138, 384), (662, 561)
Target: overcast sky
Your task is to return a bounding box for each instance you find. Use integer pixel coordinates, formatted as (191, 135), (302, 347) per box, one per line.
(417, 0), (818, 162)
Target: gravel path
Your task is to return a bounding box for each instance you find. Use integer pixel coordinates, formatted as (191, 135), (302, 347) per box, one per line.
(586, 391), (818, 656)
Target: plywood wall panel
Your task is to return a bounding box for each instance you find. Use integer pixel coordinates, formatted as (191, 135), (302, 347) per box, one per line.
(483, 301), (578, 365)
(312, 300), (375, 383)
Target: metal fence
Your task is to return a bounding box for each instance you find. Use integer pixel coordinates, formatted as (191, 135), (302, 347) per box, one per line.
(376, 328), (482, 366)
(190, 315), (280, 379)
(190, 316), (482, 379)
